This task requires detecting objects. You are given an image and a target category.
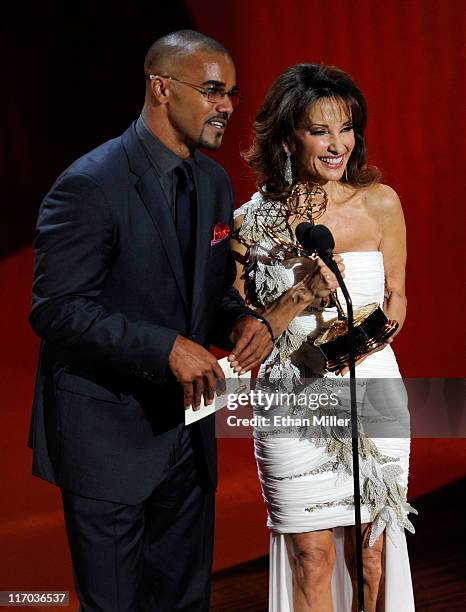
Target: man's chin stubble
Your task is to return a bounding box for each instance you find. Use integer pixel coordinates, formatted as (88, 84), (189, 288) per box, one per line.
(198, 127), (223, 151)
(199, 136), (222, 151)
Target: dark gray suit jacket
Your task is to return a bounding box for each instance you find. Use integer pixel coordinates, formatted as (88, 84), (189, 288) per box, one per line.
(28, 122), (252, 504)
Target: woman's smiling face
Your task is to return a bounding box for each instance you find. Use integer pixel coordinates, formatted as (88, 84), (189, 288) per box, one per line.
(290, 97), (355, 184)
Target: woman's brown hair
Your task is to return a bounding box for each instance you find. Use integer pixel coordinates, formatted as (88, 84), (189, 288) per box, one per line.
(244, 63), (380, 201)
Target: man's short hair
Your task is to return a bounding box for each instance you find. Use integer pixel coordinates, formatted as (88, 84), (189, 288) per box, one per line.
(144, 30), (231, 75)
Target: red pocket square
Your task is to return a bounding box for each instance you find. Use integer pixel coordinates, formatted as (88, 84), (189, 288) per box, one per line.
(211, 222), (230, 246)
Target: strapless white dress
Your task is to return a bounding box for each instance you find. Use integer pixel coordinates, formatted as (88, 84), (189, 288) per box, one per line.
(235, 194), (416, 611)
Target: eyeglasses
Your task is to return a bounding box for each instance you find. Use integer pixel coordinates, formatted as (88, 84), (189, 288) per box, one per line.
(149, 74), (241, 107)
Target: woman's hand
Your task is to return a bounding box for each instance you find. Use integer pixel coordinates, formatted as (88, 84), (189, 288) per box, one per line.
(334, 336), (394, 376)
(311, 255), (344, 298)
(264, 255), (344, 338)
(286, 255), (343, 306)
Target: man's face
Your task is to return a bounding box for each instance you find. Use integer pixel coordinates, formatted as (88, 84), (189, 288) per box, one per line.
(164, 52), (237, 151)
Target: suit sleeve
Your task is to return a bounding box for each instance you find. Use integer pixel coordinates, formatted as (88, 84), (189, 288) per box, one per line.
(29, 172), (178, 383)
(208, 249), (272, 350)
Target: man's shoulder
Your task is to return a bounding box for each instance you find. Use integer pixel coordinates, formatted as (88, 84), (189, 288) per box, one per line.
(62, 133), (128, 186)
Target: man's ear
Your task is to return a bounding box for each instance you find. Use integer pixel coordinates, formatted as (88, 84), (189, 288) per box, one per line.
(149, 75), (169, 104)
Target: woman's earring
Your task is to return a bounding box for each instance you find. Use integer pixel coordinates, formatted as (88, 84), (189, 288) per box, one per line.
(344, 166), (348, 182)
(284, 150), (293, 185)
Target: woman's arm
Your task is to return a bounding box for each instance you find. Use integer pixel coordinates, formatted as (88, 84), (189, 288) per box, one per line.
(231, 215), (341, 338)
(335, 185), (406, 377)
(376, 185), (407, 337)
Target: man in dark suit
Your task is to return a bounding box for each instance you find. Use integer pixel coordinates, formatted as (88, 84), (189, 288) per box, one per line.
(28, 30), (273, 611)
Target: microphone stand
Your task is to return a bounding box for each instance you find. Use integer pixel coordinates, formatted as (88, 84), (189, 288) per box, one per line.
(324, 255), (365, 612)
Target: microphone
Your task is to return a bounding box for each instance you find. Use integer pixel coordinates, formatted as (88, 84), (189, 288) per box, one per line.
(295, 222), (334, 263)
(295, 221), (346, 305)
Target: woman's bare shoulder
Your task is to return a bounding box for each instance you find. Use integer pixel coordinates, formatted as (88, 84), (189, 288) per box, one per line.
(364, 183), (402, 217)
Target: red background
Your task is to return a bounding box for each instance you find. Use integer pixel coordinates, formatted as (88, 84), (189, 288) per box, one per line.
(1, 1), (464, 607)
(186, 0), (465, 378)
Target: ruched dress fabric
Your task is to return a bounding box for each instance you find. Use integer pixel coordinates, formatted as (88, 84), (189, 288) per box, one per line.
(234, 194), (416, 611)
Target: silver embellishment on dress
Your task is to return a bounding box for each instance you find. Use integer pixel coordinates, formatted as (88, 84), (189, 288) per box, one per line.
(305, 495), (355, 512)
(276, 459), (340, 480)
(276, 452), (399, 481)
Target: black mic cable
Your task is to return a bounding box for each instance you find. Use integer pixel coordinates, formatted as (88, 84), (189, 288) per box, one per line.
(296, 222), (366, 612)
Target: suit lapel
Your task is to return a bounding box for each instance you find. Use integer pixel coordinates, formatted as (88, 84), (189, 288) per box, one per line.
(136, 170), (189, 311)
(122, 124), (188, 314)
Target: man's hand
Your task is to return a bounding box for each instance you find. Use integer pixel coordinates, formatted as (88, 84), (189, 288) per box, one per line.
(168, 336), (225, 410)
(228, 316), (273, 374)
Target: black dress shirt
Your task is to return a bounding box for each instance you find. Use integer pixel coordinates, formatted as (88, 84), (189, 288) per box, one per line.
(135, 115), (199, 221)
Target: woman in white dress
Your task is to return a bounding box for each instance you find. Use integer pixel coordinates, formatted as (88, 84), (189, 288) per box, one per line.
(230, 64), (416, 611)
